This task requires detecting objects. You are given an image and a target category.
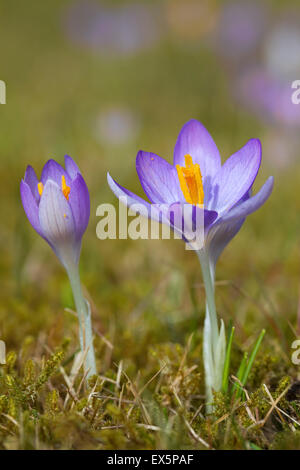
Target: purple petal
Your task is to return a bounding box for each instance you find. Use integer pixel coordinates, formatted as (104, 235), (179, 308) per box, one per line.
(38, 180), (78, 265)
(41, 159), (71, 186)
(108, 172), (219, 243)
(24, 165), (40, 203)
(107, 173), (171, 224)
(206, 217), (246, 267)
(65, 155), (81, 179)
(108, 172), (152, 212)
(68, 173), (90, 239)
(136, 151), (182, 203)
(219, 176), (274, 223)
(202, 208), (218, 230)
(206, 190), (251, 266)
(210, 139), (261, 214)
(173, 120), (221, 186)
(20, 180), (45, 238)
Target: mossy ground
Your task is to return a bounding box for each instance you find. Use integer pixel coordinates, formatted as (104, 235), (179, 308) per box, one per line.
(0, 0), (300, 450)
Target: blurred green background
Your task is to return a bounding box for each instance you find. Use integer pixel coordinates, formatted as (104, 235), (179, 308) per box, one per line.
(1, 0), (300, 376)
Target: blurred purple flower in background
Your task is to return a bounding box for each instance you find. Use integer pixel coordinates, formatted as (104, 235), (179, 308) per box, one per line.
(264, 20), (300, 80)
(64, 1), (162, 57)
(215, 3), (300, 132)
(94, 107), (140, 146)
(216, 0), (266, 61)
(235, 66), (300, 128)
(233, 13), (300, 129)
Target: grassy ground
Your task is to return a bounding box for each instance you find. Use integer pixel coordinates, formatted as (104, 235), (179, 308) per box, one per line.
(0, 0), (299, 449)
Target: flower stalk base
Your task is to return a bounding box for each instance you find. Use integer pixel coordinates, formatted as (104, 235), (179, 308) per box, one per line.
(197, 249), (226, 413)
(67, 265), (97, 378)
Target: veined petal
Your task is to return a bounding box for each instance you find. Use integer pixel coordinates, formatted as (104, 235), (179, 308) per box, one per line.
(218, 176), (274, 223)
(108, 172), (152, 207)
(205, 190), (251, 266)
(206, 216), (246, 267)
(24, 165), (40, 203)
(136, 151), (182, 203)
(107, 173), (173, 225)
(38, 180), (78, 265)
(210, 138), (261, 214)
(108, 172), (154, 216)
(20, 180), (45, 239)
(173, 120), (221, 184)
(205, 176), (274, 267)
(41, 159), (71, 186)
(68, 173), (90, 239)
(65, 155), (81, 179)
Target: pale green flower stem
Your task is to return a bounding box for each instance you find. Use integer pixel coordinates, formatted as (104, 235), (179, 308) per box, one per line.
(66, 264), (97, 378)
(197, 249), (226, 412)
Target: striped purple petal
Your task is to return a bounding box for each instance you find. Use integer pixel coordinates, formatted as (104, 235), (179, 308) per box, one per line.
(65, 155), (81, 179)
(20, 180), (45, 239)
(136, 151), (182, 204)
(68, 173), (90, 239)
(209, 139), (261, 214)
(38, 180), (79, 266)
(173, 120), (221, 183)
(41, 159), (72, 186)
(24, 165), (40, 203)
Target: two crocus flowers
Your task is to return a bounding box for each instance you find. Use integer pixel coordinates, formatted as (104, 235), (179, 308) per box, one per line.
(21, 119), (273, 408)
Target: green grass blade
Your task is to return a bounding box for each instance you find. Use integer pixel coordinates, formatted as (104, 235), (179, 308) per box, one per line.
(241, 329), (266, 387)
(249, 442), (263, 450)
(222, 325), (235, 393)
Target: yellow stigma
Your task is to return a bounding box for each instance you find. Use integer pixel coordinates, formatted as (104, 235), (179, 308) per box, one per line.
(61, 175), (71, 200)
(176, 154), (204, 206)
(37, 182), (44, 197)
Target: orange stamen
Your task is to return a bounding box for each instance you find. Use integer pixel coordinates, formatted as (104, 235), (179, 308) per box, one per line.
(38, 182), (44, 197)
(61, 175), (71, 200)
(176, 154), (204, 206)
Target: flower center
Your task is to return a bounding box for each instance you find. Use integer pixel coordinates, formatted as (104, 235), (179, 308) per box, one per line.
(61, 175), (71, 200)
(37, 175), (71, 201)
(176, 154), (204, 206)
(38, 182), (44, 197)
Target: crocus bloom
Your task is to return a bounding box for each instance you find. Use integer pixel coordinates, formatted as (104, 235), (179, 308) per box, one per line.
(108, 120), (273, 265)
(20, 156), (96, 376)
(107, 119), (273, 408)
(20, 156), (89, 270)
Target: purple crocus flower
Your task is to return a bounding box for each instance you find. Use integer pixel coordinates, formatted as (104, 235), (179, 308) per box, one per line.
(20, 156), (90, 270)
(107, 119), (273, 408)
(20, 156), (96, 377)
(108, 119), (273, 265)
(235, 66), (300, 129)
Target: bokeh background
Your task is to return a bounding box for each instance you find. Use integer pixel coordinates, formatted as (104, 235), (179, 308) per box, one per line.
(1, 0), (300, 383)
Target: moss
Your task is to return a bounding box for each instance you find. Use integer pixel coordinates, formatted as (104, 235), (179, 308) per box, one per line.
(0, 330), (298, 450)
